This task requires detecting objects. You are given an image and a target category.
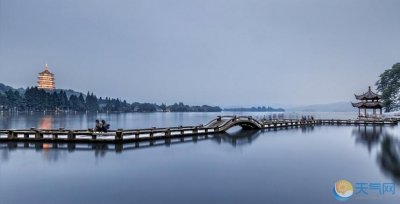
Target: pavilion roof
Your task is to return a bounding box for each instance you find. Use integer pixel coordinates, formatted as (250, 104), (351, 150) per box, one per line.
(351, 101), (382, 109)
(355, 86), (381, 100)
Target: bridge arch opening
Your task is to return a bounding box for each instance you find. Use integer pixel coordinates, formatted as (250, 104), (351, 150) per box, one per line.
(223, 121), (261, 131)
(225, 126), (242, 134)
(239, 122), (260, 129)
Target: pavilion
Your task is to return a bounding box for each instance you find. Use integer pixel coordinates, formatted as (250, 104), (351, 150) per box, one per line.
(352, 86), (383, 118)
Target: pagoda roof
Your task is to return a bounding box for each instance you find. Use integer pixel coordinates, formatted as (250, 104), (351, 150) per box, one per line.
(39, 69), (54, 75)
(355, 86), (381, 100)
(352, 101), (382, 109)
(38, 64), (54, 76)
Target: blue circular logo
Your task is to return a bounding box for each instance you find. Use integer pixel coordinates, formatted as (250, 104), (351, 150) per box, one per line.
(333, 180), (354, 202)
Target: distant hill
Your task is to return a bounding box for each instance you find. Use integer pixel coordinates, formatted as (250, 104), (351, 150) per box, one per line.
(0, 83), (222, 112)
(0, 83), (83, 97)
(0, 83), (14, 93)
(286, 102), (355, 112)
(0, 83), (25, 95)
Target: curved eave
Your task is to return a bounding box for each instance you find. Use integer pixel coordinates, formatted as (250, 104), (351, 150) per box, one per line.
(352, 102), (382, 109)
(38, 70), (54, 75)
(354, 89), (382, 100)
(355, 95), (382, 100)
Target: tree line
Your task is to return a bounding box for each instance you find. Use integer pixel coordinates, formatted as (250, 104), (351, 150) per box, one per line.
(0, 86), (222, 112)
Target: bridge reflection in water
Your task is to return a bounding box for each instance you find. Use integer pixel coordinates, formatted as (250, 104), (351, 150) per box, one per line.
(213, 129), (261, 147)
(352, 125), (400, 183)
(0, 125), (307, 161)
(4, 124), (400, 184)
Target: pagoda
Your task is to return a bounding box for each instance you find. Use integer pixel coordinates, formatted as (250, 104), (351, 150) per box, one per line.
(37, 64), (56, 90)
(352, 86), (383, 118)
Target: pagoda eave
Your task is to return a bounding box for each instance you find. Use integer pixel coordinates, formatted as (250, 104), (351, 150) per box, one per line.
(354, 95), (381, 101)
(354, 86), (382, 100)
(351, 102), (382, 109)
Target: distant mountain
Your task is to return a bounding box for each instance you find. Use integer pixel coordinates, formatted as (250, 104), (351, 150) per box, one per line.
(0, 83), (14, 93)
(0, 83), (222, 112)
(0, 83), (83, 97)
(286, 102), (355, 112)
(0, 83), (25, 95)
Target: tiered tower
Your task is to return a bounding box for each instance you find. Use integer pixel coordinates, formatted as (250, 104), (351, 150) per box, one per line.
(37, 64), (56, 90)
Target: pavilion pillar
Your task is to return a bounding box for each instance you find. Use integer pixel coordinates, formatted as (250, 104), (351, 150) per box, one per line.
(364, 108), (367, 117)
(358, 108), (361, 117)
(380, 108), (382, 115)
(373, 108), (376, 115)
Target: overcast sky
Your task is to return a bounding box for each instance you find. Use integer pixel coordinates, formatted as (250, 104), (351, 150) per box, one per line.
(0, 0), (399, 107)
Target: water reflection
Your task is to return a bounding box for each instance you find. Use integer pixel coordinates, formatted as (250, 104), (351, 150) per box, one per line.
(213, 129), (261, 147)
(0, 133), (248, 160)
(39, 116), (53, 129)
(352, 125), (384, 153)
(378, 136), (400, 183)
(1, 148), (9, 161)
(92, 143), (109, 158)
(301, 125), (314, 133)
(352, 125), (400, 184)
(3, 124), (400, 186)
(0, 128), (274, 161)
(0, 126), (317, 163)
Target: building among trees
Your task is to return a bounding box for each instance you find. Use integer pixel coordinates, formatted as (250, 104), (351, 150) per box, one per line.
(37, 64), (55, 90)
(0, 82), (222, 113)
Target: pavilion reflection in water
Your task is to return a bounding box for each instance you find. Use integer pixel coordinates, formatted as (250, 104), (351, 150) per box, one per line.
(378, 136), (400, 183)
(352, 125), (400, 183)
(352, 125), (384, 153)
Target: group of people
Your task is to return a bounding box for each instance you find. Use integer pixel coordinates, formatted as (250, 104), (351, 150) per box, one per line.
(301, 115), (314, 121)
(95, 119), (110, 132)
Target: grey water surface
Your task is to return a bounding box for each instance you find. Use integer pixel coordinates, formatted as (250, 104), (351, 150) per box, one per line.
(1, 112), (399, 204)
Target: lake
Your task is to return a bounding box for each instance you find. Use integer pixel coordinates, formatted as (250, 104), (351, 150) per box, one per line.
(0, 111), (358, 130)
(1, 112), (400, 204)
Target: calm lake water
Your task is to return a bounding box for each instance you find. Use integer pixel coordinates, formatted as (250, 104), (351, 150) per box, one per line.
(1, 112), (400, 204)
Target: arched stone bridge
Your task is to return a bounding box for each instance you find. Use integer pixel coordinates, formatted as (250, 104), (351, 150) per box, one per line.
(204, 116), (263, 131)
